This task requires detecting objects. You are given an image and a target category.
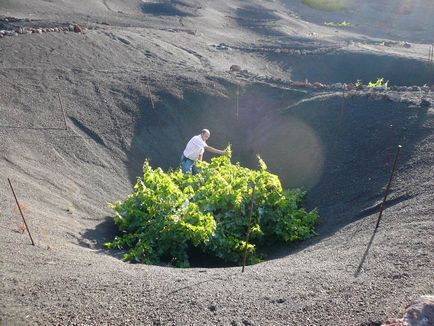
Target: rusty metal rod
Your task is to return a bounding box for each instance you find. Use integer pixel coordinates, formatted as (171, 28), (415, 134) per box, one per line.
(242, 183), (256, 273)
(374, 145), (402, 230)
(7, 178), (35, 246)
(57, 93), (68, 130)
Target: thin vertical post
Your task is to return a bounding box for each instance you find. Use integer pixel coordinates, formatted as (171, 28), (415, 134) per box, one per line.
(8, 178), (35, 246)
(242, 183), (256, 273)
(374, 145), (402, 230)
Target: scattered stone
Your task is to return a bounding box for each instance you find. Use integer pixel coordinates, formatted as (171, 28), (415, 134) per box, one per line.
(291, 81), (308, 87)
(69, 25), (74, 31)
(208, 304), (217, 312)
(373, 85), (386, 91)
(381, 318), (406, 326)
(74, 24), (82, 33)
(313, 82), (325, 89)
(386, 92), (401, 103)
(403, 42), (411, 48)
(230, 65), (241, 72)
(412, 86), (421, 91)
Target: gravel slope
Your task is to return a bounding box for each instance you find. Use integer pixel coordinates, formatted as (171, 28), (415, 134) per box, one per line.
(0, 1), (433, 325)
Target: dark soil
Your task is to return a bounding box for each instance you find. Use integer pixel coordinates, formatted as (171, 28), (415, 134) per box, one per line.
(1, 0), (433, 325)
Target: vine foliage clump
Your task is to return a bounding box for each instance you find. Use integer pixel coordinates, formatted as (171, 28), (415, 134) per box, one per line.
(105, 149), (318, 267)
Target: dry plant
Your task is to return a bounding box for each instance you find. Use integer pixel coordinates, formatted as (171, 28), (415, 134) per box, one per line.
(41, 228), (53, 250)
(16, 222), (27, 234)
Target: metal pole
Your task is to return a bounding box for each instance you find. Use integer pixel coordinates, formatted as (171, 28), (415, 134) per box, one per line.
(374, 145), (402, 230)
(7, 178), (35, 246)
(58, 93), (68, 130)
(242, 183), (256, 273)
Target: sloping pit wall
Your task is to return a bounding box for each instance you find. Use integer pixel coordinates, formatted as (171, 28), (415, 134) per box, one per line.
(266, 52), (433, 86)
(127, 82), (430, 240)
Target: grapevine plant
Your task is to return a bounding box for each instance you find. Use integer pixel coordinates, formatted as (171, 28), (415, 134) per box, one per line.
(105, 148), (318, 267)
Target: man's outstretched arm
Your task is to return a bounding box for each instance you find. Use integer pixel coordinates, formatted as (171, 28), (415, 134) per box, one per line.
(205, 145), (225, 155)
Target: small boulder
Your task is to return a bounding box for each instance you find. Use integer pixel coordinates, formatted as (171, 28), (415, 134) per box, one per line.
(74, 24), (82, 33)
(313, 82), (324, 89)
(403, 295), (434, 326)
(381, 318), (406, 326)
(291, 81), (308, 87)
(229, 65), (241, 72)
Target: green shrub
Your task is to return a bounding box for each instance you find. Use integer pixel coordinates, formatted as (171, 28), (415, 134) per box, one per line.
(368, 77), (389, 89)
(302, 0), (348, 12)
(105, 149), (318, 267)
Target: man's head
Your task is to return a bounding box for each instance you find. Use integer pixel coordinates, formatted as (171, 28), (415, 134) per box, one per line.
(200, 129), (210, 141)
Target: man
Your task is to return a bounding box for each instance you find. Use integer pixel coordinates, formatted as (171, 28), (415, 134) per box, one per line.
(181, 129), (226, 174)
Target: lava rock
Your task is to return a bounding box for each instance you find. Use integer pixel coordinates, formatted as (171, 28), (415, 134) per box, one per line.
(386, 92), (401, 103)
(230, 64), (241, 72)
(381, 318), (406, 326)
(373, 86), (386, 91)
(74, 24), (82, 33)
(403, 295), (434, 326)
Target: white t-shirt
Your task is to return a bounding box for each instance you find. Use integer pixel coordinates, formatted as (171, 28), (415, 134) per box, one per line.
(183, 135), (207, 161)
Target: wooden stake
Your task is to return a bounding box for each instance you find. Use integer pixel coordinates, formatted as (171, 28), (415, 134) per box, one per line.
(8, 178), (35, 246)
(374, 145), (402, 230)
